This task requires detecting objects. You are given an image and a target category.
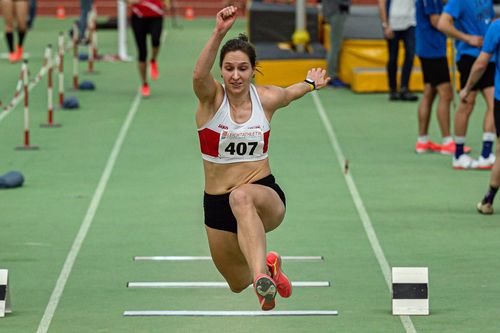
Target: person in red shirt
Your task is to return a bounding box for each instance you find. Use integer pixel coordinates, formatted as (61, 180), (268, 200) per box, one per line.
(126, 0), (167, 96)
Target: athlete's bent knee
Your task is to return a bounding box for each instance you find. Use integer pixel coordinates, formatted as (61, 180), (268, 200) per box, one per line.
(229, 187), (253, 211)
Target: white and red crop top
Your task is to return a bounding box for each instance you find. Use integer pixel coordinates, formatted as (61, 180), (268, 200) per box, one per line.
(198, 84), (270, 164)
(132, 0), (165, 18)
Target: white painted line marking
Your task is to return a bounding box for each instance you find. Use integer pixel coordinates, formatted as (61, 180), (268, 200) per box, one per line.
(123, 310), (338, 317)
(133, 255), (323, 261)
(127, 281), (330, 288)
(36, 90), (143, 333)
(311, 91), (417, 333)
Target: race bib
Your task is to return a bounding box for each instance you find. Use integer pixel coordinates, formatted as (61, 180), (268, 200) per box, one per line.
(218, 128), (264, 158)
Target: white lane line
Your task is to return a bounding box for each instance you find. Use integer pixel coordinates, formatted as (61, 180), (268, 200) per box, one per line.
(36, 90), (142, 333)
(311, 91), (417, 333)
(127, 281), (330, 288)
(123, 310), (339, 317)
(133, 255), (324, 261)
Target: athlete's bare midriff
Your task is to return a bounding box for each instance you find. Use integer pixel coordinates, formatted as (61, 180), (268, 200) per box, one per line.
(203, 158), (271, 194)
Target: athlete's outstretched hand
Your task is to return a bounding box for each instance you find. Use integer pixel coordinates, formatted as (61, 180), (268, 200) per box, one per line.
(306, 68), (331, 90)
(215, 6), (238, 36)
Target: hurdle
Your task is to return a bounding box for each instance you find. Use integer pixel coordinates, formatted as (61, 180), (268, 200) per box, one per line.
(87, 6), (98, 73)
(123, 310), (338, 317)
(72, 22), (80, 90)
(40, 45), (61, 128)
(58, 32), (65, 107)
(127, 281), (330, 288)
(15, 60), (39, 150)
(133, 255), (324, 261)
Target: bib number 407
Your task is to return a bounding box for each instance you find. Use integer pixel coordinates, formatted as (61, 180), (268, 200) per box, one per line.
(224, 142), (258, 156)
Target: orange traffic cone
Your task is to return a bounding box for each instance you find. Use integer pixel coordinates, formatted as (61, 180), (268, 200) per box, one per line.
(56, 6), (66, 19)
(184, 6), (195, 20)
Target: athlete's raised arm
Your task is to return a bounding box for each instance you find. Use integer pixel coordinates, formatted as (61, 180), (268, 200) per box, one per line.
(193, 6), (238, 103)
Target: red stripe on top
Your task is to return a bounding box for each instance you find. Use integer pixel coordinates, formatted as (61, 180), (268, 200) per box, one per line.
(263, 131), (270, 153)
(132, 0), (165, 17)
(198, 128), (220, 158)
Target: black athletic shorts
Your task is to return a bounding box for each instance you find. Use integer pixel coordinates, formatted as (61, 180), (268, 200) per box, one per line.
(203, 174), (286, 234)
(494, 99), (500, 138)
(419, 56), (450, 87)
(457, 55), (495, 90)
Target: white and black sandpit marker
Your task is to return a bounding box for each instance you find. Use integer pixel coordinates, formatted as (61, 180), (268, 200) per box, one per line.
(392, 267), (429, 315)
(0, 269), (12, 317)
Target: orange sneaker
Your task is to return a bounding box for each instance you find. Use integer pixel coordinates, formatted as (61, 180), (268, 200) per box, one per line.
(266, 251), (292, 298)
(440, 141), (472, 155)
(415, 140), (441, 154)
(16, 46), (24, 61)
(141, 83), (150, 97)
(253, 274), (277, 311)
(8, 52), (18, 63)
(150, 60), (159, 80)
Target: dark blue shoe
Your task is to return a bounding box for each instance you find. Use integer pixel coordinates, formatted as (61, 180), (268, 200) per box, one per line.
(328, 77), (349, 88)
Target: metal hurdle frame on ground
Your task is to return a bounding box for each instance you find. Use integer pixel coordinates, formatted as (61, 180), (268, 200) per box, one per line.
(15, 60), (39, 150)
(125, 254), (338, 317)
(58, 32), (65, 107)
(40, 44), (62, 128)
(87, 6), (98, 73)
(73, 22), (80, 90)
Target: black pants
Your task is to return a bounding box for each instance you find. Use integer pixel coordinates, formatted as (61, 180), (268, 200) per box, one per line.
(131, 14), (163, 62)
(386, 26), (415, 91)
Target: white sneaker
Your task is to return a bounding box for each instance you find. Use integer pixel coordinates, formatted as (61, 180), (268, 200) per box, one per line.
(477, 201), (494, 215)
(452, 154), (479, 170)
(477, 154), (496, 170)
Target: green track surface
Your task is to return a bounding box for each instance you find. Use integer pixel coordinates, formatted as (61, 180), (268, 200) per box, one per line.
(1, 17), (498, 333)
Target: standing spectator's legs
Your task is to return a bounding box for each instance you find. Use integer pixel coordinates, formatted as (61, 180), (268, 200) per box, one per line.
(477, 101), (500, 214)
(79, 0), (93, 40)
(27, 0), (36, 29)
(454, 91), (476, 139)
(400, 26), (415, 92)
(417, 83), (436, 137)
(435, 83), (453, 139)
(2, 0), (16, 60)
(386, 35), (399, 100)
(478, 87), (496, 167)
(327, 12), (347, 82)
(13, 0), (28, 59)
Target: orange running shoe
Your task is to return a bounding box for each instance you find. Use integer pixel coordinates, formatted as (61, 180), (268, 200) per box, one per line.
(16, 46), (24, 61)
(415, 140), (441, 154)
(150, 60), (159, 80)
(253, 274), (277, 311)
(266, 251), (292, 298)
(8, 52), (18, 63)
(141, 83), (150, 97)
